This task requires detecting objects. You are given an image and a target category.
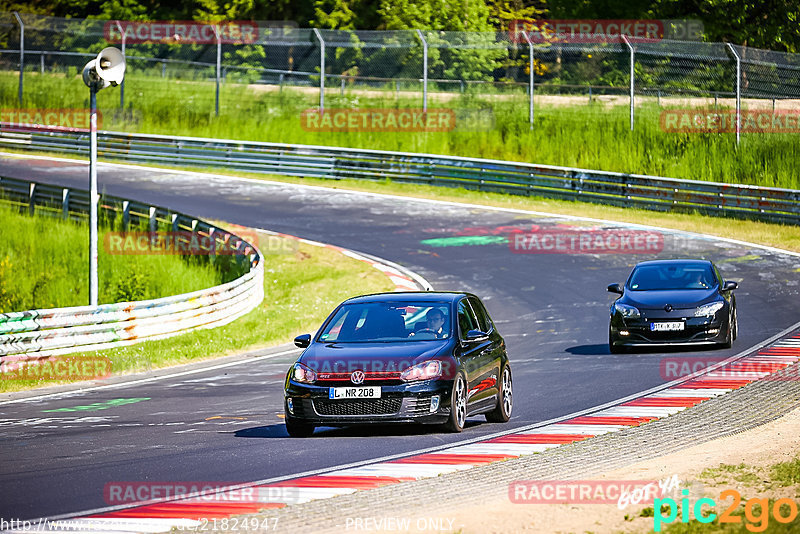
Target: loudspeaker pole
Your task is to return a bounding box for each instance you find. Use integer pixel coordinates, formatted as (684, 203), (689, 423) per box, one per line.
(89, 81), (98, 306)
(82, 46), (125, 307)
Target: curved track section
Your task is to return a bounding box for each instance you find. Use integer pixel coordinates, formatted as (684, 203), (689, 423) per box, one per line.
(0, 154), (798, 522)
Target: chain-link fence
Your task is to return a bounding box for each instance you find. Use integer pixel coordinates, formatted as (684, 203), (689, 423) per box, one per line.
(2, 12), (800, 142)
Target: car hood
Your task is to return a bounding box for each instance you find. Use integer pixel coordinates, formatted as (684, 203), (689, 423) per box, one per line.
(623, 288), (719, 309)
(298, 340), (451, 374)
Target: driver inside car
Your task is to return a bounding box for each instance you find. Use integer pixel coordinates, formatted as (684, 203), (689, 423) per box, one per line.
(410, 308), (448, 339)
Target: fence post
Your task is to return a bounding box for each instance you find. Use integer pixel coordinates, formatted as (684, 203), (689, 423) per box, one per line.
(149, 206), (157, 234)
(62, 188), (70, 220)
(522, 31), (534, 130)
(215, 25), (221, 117)
(313, 29), (325, 113)
(121, 200), (130, 230)
(28, 182), (35, 216)
(622, 35), (634, 131)
(416, 29), (428, 112)
(13, 12), (23, 106)
(115, 21), (126, 109)
(726, 43), (741, 146)
(40, 53), (44, 74)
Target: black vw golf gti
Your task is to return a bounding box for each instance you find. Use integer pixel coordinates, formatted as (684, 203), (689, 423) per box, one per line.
(284, 292), (512, 437)
(608, 259), (738, 353)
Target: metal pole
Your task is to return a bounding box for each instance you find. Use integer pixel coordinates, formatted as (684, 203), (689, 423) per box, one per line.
(115, 21), (126, 109)
(215, 25), (221, 116)
(89, 84), (99, 306)
(726, 43), (741, 145)
(416, 29), (428, 112)
(313, 29), (325, 113)
(13, 12), (23, 106)
(523, 31), (534, 129)
(622, 35), (634, 131)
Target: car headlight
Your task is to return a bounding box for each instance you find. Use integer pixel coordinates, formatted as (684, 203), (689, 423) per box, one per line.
(695, 301), (724, 317)
(613, 303), (641, 319)
(291, 363), (317, 384)
(400, 360), (442, 382)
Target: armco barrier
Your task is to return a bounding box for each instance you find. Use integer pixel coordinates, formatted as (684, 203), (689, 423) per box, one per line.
(0, 175), (264, 363)
(1, 127), (799, 224)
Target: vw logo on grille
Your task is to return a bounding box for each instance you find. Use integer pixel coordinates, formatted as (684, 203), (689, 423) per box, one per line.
(664, 304), (673, 312)
(350, 370), (365, 384)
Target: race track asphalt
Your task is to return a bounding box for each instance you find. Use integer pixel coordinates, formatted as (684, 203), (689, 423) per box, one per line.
(1, 155), (798, 521)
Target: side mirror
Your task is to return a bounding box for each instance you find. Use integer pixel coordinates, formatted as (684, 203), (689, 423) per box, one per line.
(465, 329), (489, 341)
(723, 281), (738, 291)
(294, 334), (311, 348)
(607, 283), (624, 295)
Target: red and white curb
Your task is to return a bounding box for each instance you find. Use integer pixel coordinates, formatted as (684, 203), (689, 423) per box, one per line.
(259, 229), (431, 292)
(16, 332), (800, 533)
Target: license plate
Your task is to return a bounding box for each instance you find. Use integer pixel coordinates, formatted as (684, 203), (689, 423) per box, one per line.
(651, 321), (685, 332)
(328, 387), (381, 399)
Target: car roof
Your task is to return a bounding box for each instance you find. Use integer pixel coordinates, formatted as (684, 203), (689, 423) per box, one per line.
(342, 291), (472, 305)
(633, 259), (713, 268)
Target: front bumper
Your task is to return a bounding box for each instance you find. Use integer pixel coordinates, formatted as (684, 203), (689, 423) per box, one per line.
(284, 379), (454, 425)
(611, 315), (728, 347)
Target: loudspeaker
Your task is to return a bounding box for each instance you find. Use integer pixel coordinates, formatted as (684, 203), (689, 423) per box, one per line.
(82, 47), (126, 90)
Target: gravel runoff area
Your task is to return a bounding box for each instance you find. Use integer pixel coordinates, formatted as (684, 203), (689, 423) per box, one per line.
(225, 330), (800, 534)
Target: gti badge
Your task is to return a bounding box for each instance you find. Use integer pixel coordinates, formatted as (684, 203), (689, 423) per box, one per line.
(350, 370), (365, 385)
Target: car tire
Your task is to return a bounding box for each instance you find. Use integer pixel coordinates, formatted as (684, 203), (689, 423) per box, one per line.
(722, 308), (737, 348)
(485, 365), (512, 423)
(444, 373), (467, 433)
(609, 328), (624, 354)
(285, 413), (315, 438)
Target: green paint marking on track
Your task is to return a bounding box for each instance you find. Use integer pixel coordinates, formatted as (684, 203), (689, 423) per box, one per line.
(43, 397), (151, 413)
(421, 235), (508, 248)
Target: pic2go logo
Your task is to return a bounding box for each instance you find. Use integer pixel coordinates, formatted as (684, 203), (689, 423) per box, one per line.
(654, 489), (799, 532)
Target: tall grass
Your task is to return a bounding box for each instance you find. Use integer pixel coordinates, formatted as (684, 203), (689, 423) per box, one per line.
(2, 71), (799, 189)
(0, 203), (222, 312)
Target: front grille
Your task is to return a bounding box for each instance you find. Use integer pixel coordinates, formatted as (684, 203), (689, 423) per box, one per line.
(314, 397), (402, 416)
(407, 395), (433, 416)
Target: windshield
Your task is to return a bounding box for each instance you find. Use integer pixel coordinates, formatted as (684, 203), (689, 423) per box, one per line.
(628, 264), (717, 291)
(318, 301), (452, 343)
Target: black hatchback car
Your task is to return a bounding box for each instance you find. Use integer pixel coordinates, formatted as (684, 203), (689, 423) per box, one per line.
(284, 292), (512, 437)
(608, 259), (738, 353)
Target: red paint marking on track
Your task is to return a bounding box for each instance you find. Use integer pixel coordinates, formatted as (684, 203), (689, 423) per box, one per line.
(676, 379), (752, 389)
(486, 433), (592, 444)
(90, 502), (284, 519)
(560, 416), (656, 426)
(623, 397), (707, 407)
(390, 453), (516, 464)
(728, 363), (787, 371)
(269, 475), (414, 488)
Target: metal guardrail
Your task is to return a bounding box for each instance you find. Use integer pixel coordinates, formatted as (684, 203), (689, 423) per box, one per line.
(1, 126), (799, 225)
(0, 175), (264, 362)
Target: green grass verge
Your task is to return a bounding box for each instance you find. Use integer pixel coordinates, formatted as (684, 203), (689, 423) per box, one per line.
(0, 202), (223, 311)
(3, 71), (800, 189)
(0, 233), (394, 392)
